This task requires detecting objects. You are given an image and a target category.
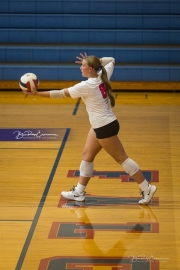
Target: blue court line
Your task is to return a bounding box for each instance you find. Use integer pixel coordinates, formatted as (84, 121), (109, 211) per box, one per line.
(72, 97), (81, 115)
(15, 128), (71, 270)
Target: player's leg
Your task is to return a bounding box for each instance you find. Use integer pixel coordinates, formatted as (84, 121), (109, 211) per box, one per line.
(61, 128), (102, 201)
(98, 135), (157, 204)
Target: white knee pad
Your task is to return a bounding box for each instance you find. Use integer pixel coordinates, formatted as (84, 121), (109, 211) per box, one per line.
(121, 158), (140, 176)
(80, 160), (94, 177)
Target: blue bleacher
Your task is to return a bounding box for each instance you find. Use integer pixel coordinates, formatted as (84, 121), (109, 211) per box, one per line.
(1, 45), (180, 64)
(0, 0), (180, 83)
(1, 14), (180, 30)
(1, 1), (180, 15)
(1, 29), (180, 45)
(1, 64), (178, 82)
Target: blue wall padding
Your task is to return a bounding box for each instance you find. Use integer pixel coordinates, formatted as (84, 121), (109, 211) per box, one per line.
(0, 0), (180, 82)
(1, 1), (180, 15)
(1, 64), (180, 82)
(1, 46), (180, 64)
(1, 14), (180, 30)
(0, 29), (180, 45)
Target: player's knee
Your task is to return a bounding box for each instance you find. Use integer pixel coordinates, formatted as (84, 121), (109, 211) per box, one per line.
(113, 153), (128, 164)
(82, 150), (95, 162)
(121, 158), (140, 176)
(80, 160), (94, 177)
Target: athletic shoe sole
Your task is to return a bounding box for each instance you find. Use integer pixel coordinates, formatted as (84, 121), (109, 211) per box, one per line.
(61, 192), (85, 202)
(138, 186), (157, 205)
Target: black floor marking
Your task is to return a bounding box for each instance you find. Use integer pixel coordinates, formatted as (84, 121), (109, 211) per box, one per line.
(72, 98), (81, 115)
(15, 128), (70, 270)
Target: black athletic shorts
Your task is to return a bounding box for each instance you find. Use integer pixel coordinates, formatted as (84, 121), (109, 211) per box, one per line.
(93, 119), (120, 139)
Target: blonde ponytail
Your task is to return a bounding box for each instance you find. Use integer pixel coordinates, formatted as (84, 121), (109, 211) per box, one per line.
(85, 55), (115, 107)
(101, 66), (115, 107)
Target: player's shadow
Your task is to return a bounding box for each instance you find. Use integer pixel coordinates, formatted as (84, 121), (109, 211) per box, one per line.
(68, 205), (158, 257)
(39, 205), (159, 270)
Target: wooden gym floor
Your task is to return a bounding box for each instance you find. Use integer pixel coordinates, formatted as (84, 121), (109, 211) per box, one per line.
(0, 90), (180, 270)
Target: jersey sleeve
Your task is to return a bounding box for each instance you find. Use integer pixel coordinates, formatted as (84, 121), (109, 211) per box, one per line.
(68, 81), (90, 99)
(98, 61), (115, 80)
(105, 61), (115, 80)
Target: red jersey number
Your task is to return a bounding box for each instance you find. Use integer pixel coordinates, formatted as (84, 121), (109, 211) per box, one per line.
(99, 83), (107, 99)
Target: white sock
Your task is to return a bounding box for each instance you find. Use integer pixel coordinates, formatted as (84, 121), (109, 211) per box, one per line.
(139, 179), (149, 191)
(75, 183), (86, 194)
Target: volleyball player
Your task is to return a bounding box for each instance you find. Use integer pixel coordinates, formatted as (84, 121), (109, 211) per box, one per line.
(22, 53), (157, 204)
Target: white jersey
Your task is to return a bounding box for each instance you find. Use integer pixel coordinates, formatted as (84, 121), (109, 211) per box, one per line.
(68, 61), (117, 129)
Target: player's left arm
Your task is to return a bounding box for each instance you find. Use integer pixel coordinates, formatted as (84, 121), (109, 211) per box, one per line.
(22, 88), (70, 98)
(49, 88), (70, 98)
(63, 89), (70, 97)
(22, 88), (50, 98)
